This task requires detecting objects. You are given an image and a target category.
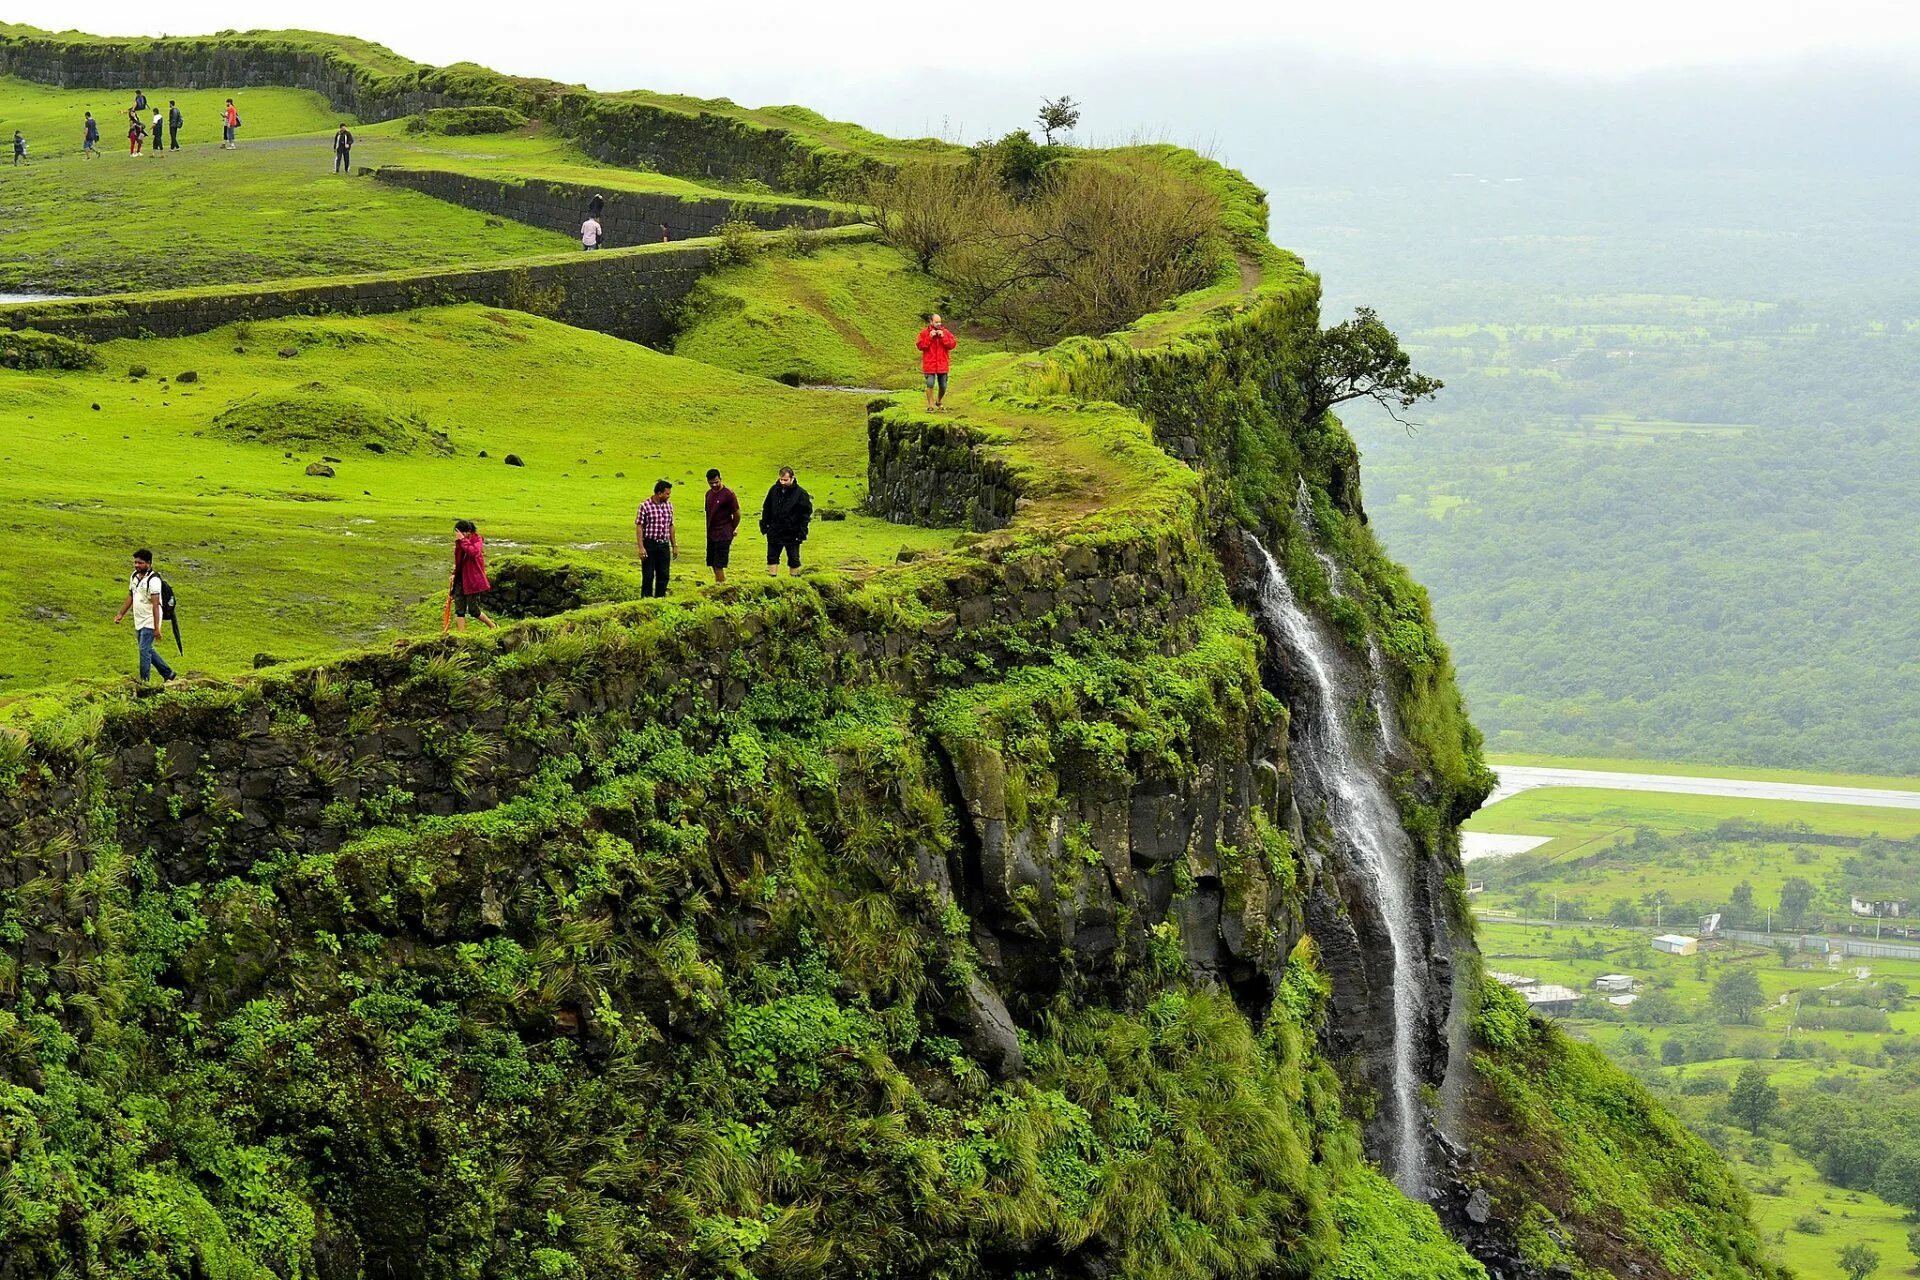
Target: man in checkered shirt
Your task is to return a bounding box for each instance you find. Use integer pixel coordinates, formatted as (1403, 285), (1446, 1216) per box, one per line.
(635, 479), (679, 598)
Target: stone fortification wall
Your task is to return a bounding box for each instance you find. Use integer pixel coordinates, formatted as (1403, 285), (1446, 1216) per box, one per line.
(865, 415), (1021, 531)
(0, 244), (712, 346)
(0, 32), (873, 191)
(371, 168), (849, 246)
(0, 526), (1226, 999)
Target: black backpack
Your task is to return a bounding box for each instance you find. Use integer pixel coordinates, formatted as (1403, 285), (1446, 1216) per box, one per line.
(151, 574), (183, 654)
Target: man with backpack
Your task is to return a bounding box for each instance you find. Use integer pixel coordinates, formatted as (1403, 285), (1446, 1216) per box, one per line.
(223, 99), (240, 149)
(83, 111), (99, 158)
(168, 100), (182, 149)
(112, 549), (177, 683)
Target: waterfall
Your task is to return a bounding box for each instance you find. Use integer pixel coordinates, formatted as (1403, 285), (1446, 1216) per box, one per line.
(1249, 536), (1429, 1196)
(1294, 478), (1404, 758)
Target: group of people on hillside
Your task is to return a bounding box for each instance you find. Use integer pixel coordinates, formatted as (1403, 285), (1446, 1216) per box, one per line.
(115, 465), (816, 680)
(100, 89), (191, 157)
(632, 466), (814, 599)
(430, 467), (814, 640)
(103, 235), (966, 681)
(8, 93), (248, 162)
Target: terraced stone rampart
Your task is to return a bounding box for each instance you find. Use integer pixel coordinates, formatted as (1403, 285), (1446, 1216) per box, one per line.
(371, 167), (850, 245)
(0, 230), (871, 346)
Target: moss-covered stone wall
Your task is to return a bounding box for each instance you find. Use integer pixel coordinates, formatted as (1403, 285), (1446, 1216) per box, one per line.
(0, 28), (879, 192)
(371, 168), (850, 245)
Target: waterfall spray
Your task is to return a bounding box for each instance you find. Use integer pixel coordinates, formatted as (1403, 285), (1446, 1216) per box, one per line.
(1250, 536), (1429, 1196)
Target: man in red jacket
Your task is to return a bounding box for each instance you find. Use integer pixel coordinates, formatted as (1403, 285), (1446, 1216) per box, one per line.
(917, 314), (958, 412)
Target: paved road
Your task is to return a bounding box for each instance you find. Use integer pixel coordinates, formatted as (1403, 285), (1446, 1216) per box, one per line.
(1486, 765), (1920, 810)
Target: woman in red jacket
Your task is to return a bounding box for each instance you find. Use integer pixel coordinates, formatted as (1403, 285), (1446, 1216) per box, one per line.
(448, 520), (497, 633)
(916, 314), (958, 412)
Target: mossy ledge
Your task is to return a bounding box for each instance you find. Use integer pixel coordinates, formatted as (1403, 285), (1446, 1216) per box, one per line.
(0, 47), (1778, 1279)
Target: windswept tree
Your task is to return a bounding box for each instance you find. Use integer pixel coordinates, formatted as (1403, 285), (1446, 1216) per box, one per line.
(1300, 307), (1444, 430)
(1037, 95), (1081, 144)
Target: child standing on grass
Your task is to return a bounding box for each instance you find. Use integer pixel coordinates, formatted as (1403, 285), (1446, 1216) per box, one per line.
(11, 131), (23, 166)
(152, 107), (165, 158)
(448, 520), (497, 633)
(128, 112), (144, 156)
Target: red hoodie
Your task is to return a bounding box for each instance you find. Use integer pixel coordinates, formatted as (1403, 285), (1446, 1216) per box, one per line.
(454, 532), (490, 594)
(917, 324), (957, 374)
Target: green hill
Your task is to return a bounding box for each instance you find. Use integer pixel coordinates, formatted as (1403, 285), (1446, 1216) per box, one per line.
(0, 26), (1786, 1280)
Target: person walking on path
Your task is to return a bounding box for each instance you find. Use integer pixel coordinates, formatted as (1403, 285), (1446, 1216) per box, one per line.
(581, 214), (603, 250)
(128, 112), (144, 156)
(112, 549), (176, 684)
(917, 314), (958, 412)
(446, 519), (497, 632)
(333, 123), (354, 173)
(703, 468), (741, 583)
(636, 480), (678, 598)
(222, 99), (239, 149)
(11, 131), (23, 166)
(168, 100), (182, 149)
(760, 466), (813, 577)
(83, 111), (99, 158)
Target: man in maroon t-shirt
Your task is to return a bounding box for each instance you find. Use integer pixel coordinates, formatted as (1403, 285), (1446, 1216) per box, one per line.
(704, 468), (741, 583)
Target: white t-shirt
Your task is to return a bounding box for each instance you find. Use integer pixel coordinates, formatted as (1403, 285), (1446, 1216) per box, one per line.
(129, 570), (166, 630)
(582, 218), (602, 247)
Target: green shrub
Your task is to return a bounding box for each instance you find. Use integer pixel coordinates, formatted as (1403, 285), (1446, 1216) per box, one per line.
(403, 105), (530, 136)
(0, 329), (99, 371)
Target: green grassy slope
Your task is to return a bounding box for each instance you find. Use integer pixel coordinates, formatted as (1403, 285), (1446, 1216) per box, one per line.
(673, 241), (955, 388)
(0, 304), (946, 695)
(0, 77), (338, 146)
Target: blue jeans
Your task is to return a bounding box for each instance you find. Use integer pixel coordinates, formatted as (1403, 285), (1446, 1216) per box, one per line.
(137, 628), (175, 682)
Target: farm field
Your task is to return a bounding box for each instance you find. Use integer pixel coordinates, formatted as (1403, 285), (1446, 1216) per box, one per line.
(1488, 753), (1920, 794)
(0, 304), (950, 697)
(1472, 769), (1920, 1278)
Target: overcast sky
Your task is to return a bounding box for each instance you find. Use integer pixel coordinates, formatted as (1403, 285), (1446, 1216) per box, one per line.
(12, 0), (1920, 97)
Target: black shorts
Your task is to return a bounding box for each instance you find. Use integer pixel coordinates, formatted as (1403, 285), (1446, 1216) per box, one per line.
(707, 538), (733, 569)
(453, 589), (488, 617)
(767, 536), (802, 568)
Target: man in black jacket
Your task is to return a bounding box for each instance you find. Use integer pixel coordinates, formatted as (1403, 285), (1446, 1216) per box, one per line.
(168, 100), (182, 149)
(760, 466), (813, 576)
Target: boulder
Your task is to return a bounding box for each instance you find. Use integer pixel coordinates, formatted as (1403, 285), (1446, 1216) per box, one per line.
(305, 462), (335, 477)
(960, 977), (1023, 1078)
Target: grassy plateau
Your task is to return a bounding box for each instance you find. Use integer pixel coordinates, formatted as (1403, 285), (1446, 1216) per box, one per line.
(0, 303), (948, 696)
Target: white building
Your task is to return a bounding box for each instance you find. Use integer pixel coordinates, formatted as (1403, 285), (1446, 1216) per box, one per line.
(1594, 974), (1637, 993)
(1652, 934), (1698, 956)
(1851, 896), (1908, 918)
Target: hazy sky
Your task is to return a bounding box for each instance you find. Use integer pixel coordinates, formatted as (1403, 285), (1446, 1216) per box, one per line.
(11, 0), (1920, 98)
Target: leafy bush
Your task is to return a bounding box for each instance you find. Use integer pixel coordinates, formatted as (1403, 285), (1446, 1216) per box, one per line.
(404, 105), (530, 135)
(0, 328), (99, 371)
(868, 154), (1221, 343)
(708, 218), (763, 268)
